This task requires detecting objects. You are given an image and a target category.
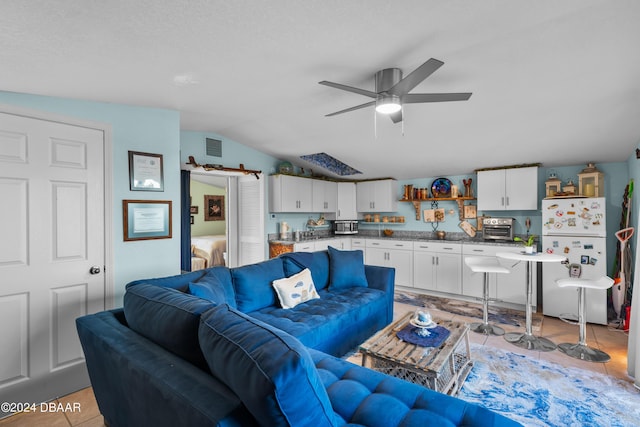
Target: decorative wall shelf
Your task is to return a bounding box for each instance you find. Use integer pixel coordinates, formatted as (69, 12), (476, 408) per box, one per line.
(400, 197), (476, 221)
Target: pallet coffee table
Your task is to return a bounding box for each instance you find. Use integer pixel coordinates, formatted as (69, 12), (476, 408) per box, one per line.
(359, 312), (473, 395)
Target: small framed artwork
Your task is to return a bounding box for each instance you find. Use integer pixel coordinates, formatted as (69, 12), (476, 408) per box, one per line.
(128, 151), (164, 191)
(123, 200), (172, 241)
(205, 195), (225, 221)
(190, 206), (198, 214)
(464, 205), (477, 219)
(423, 209), (435, 222)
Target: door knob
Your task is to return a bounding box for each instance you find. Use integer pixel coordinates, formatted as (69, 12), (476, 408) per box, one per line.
(89, 266), (101, 275)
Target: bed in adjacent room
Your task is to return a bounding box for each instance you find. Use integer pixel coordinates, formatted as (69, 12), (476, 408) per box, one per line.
(191, 235), (227, 270)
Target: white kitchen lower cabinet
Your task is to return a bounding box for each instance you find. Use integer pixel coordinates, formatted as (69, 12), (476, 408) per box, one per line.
(293, 237), (352, 252)
(412, 242), (462, 294)
(365, 239), (413, 288)
(293, 241), (315, 252)
(314, 238), (351, 251)
(461, 244), (534, 307)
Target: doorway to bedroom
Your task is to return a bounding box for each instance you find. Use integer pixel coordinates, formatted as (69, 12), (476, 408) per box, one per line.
(186, 170), (265, 271)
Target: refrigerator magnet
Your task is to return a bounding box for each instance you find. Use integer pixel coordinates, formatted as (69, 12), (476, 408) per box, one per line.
(584, 244), (593, 249)
(581, 255), (589, 264)
(590, 257), (598, 265)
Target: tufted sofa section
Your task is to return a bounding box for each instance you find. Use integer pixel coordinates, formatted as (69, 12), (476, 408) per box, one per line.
(312, 349), (508, 427)
(78, 249), (521, 426)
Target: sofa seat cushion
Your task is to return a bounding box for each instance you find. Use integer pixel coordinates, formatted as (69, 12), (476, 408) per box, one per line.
(123, 283), (215, 371)
(281, 251), (330, 291)
(309, 349), (520, 427)
(198, 304), (337, 427)
(231, 258), (285, 312)
(249, 287), (386, 354)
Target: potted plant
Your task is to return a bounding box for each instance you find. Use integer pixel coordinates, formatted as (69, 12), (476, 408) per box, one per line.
(514, 235), (537, 254)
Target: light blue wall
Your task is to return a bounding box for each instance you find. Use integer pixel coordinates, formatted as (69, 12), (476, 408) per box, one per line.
(180, 130), (282, 235)
(0, 91), (181, 307)
(3, 90), (637, 302)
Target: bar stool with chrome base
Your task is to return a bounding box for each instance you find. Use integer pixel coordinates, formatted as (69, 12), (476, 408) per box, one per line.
(556, 276), (614, 362)
(464, 257), (510, 335)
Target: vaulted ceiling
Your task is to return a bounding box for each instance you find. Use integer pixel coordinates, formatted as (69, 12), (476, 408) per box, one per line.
(2, 0), (640, 179)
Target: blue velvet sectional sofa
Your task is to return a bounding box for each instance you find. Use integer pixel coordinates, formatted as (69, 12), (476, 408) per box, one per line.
(76, 247), (519, 427)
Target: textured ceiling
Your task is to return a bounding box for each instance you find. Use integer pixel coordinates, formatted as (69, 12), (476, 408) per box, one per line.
(2, 0), (640, 179)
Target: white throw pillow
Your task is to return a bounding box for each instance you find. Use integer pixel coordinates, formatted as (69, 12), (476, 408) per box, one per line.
(272, 268), (320, 309)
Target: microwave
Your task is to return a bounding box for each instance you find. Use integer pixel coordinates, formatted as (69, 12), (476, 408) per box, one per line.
(334, 220), (358, 235)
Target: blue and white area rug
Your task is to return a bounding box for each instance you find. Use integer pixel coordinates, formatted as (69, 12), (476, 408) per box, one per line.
(395, 290), (543, 329)
(460, 344), (640, 427)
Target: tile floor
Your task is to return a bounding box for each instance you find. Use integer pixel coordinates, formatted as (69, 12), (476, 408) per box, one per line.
(1, 301), (634, 426)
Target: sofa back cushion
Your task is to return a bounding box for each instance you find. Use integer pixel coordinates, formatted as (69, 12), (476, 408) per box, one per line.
(281, 251), (330, 291)
(198, 304), (337, 427)
(230, 258), (285, 312)
(124, 283), (214, 371)
(327, 246), (368, 289)
(188, 267), (237, 309)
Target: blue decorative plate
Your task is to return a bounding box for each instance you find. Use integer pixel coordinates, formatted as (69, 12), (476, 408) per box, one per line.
(431, 178), (452, 198)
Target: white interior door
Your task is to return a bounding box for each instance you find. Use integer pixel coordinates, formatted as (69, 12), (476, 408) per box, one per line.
(0, 111), (105, 415)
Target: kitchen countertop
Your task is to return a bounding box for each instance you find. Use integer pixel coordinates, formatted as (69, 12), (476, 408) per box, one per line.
(268, 233), (524, 247)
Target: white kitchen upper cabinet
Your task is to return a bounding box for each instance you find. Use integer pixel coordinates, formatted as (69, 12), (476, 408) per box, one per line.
(477, 166), (538, 211)
(269, 174), (313, 212)
(312, 180), (337, 213)
(356, 179), (398, 212)
(336, 182), (357, 219)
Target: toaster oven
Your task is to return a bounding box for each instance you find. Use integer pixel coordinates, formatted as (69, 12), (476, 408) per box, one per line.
(482, 217), (515, 241)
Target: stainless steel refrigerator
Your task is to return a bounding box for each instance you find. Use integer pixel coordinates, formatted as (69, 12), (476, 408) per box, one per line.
(541, 197), (608, 325)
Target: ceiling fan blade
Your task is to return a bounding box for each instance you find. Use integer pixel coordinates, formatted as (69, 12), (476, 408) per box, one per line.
(325, 100), (376, 117)
(318, 81), (378, 98)
(389, 109), (403, 123)
(388, 58), (444, 96)
(403, 93), (472, 103)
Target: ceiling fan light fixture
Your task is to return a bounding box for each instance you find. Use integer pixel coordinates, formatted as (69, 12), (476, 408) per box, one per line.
(375, 95), (401, 114)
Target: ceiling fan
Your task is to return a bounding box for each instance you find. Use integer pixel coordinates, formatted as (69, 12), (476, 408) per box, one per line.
(319, 58), (472, 123)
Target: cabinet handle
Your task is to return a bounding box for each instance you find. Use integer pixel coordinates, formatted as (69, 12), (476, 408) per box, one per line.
(443, 247), (453, 250)
(436, 257), (439, 266)
(506, 196), (510, 206)
(472, 249), (484, 252)
(501, 197), (505, 206)
(372, 242), (380, 246)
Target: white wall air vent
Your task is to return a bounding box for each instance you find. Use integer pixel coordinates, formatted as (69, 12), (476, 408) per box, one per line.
(206, 138), (222, 157)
